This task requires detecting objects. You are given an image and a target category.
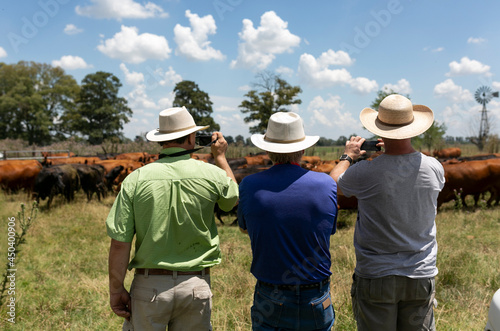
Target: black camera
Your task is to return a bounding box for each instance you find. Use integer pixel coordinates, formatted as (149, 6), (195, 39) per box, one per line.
(195, 133), (214, 146)
(361, 140), (381, 151)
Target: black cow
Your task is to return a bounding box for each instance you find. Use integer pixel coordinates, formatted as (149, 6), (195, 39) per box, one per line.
(33, 164), (80, 208)
(71, 164), (107, 202)
(104, 165), (124, 191)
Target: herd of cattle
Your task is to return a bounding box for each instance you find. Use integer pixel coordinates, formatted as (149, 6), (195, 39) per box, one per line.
(1, 147), (500, 214)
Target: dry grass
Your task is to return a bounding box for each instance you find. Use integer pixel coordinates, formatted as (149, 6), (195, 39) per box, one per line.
(0, 193), (497, 330)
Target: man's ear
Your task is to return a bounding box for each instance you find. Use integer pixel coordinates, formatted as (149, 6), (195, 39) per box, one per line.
(187, 132), (196, 145)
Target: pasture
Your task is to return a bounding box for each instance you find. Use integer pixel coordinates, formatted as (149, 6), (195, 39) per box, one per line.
(0, 191), (498, 330)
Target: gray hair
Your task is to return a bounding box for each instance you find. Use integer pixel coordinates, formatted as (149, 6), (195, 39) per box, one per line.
(267, 151), (303, 164)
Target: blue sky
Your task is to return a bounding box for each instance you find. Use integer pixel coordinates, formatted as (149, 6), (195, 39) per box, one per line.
(2, 0), (500, 141)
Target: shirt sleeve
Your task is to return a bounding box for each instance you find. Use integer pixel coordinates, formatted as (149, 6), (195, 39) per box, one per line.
(106, 174), (136, 243)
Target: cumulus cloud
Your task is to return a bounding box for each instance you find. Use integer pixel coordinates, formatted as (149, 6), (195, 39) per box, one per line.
(52, 55), (92, 70)
(298, 51), (377, 94)
(76, 0), (168, 20)
(275, 66), (294, 77)
(434, 79), (473, 104)
(64, 24), (83, 35)
(467, 37), (486, 44)
(230, 11), (300, 70)
(120, 63), (144, 86)
(98, 25), (171, 63)
(446, 57), (491, 76)
(382, 79), (412, 95)
(0, 47), (7, 58)
(174, 10), (224, 61)
(307, 95), (359, 130)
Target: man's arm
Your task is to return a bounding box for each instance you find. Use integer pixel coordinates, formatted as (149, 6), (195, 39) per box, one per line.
(108, 238), (132, 320)
(330, 136), (365, 182)
(211, 132), (237, 184)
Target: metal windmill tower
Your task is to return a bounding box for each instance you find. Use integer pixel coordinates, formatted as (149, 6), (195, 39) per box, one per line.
(474, 86), (499, 150)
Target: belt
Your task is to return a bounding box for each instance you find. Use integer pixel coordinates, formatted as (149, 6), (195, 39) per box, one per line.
(257, 277), (330, 290)
(135, 268), (210, 276)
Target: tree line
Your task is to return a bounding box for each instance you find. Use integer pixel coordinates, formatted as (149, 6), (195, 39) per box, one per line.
(2, 61), (472, 150)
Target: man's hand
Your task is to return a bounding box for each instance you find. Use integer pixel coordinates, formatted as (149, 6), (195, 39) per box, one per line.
(344, 136), (366, 161)
(210, 132), (228, 159)
(110, 288), (131, 320)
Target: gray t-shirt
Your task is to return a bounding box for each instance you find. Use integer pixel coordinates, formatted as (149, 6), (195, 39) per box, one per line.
(338, 152), (445, 278)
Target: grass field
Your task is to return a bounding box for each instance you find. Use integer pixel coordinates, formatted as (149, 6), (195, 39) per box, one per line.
(0, 191), (498, 330)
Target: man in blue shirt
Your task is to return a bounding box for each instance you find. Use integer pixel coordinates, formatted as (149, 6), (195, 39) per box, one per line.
(238, 112), (338, 330)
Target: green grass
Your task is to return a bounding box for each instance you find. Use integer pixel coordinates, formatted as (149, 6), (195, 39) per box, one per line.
(0, 193), (498, 330)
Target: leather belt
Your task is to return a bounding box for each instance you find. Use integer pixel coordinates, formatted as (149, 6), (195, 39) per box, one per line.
(257, 277), (330, 290)
(135, 268), (210, 276)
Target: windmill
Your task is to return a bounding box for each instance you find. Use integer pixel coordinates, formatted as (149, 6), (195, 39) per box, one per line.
(474, 86), (499, 150)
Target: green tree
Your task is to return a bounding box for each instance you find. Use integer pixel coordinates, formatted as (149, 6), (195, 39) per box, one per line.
(239, 71), (302, 134)
(413, 121), (447, 152)
(61, 71), (132, 145)
(173, 80), (220, 132)
(0, 61), (79, 145)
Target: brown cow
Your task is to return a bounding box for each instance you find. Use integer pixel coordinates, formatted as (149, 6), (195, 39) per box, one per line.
(433, 147), (461, 159)
(95, 159), (144, 190)
(0, 160), (43, 194)
(438, 158), (500, 207)
(245, 153), (272, 166)
(47, 156), (102, 165)
(114, 152), (152, 163)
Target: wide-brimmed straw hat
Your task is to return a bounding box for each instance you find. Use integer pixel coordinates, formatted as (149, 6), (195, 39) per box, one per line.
(251, 112), (319, 153)
(360, 94), (434, 139)
(146, 106), (209, 142)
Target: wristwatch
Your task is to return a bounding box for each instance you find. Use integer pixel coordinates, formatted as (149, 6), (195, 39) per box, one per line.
(339, 154), (353, 165)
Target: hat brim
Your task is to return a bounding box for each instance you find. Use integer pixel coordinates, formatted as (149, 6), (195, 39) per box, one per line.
(359, 105), (434, 139)
(146, 125), (209, 142)
(251, 134), (319, 153)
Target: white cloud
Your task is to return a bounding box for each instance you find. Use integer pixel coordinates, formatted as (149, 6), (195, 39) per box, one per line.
(98, 25), (171, 64)
(446, 56), (491, 76)
(298, 51), (377, 94)
(76, 0), (168, 20)
(52, 55), (92, 70)
(230, 11), (300, 70)
(120, 63), (144, 86)
(0, 47), (7, 58)
(275, 66), (294, 77)
(467, 37), (486, 44)
(382, 78), (412, 95)
(64, 24), (83, 35)
(434, 79), (473, 104)
(174, 10), (225, 61)
(307, 95), (359, 130)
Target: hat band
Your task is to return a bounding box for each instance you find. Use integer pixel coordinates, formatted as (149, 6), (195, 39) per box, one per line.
(158, 124), (196, 134)
(264, 135), (306, 144)
(376, 116), (414, 127)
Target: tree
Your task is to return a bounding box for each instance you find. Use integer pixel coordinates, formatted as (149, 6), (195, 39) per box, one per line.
(61, 72), (132, 145)
(173, 80), (220, 133)
(239, 71), (302, 134)
(0, 61), (79, 145)
(413, 121), (447, 152)
(235, 134), (245, 146)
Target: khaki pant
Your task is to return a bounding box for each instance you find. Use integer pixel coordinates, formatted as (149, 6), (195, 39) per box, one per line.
(351, 274), (436, 331)
(123, 273), (212, 331)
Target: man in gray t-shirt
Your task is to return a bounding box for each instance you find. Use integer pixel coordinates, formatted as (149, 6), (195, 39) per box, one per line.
(330, 94), (445, 331)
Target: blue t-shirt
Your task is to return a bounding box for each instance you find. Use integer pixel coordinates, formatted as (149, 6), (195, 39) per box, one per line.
(238, 164), (338, 285)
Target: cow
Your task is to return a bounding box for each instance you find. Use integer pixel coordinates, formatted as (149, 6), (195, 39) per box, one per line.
(33, 164), (80, 208)
(438, 158), (500, 208)
(70, 164), (107, 202)
(104, 165), (124, 191)
(244, 153), (272, 166)
(114, 152), (152, 163)
(94, 159), (144, 190)
(0, 160), (43, 194)
(433, 147), (461, 159)
(46, 156), (102, 165)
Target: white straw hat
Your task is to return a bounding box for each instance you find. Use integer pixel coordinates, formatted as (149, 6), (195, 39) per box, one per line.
(146, 106), (209, 142)
(359, 94), (434, 139)
(251, 112), (319, 153)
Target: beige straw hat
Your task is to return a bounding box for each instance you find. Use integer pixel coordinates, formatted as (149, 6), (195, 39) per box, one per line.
(146, 106), (209, 142)
(251, 112), (319, 153)
(359, 94), (434, 139)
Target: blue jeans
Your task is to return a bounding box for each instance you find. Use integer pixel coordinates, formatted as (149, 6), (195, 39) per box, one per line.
(251, 280), (335, 331)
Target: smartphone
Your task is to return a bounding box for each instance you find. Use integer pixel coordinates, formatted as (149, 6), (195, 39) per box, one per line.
(361, 140), (381, 151)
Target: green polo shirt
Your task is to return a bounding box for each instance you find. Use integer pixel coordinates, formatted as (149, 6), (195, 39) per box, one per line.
(106, 147), (239, 271)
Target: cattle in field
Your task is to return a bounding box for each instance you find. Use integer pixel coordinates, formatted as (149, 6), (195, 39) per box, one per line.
(41, 151), (75, 158)
(438, 158), (500, 208)
(104, 165), (124, 191)
(70, 164), (107, 202)
(46, 156), (102, 165)
(95, 160), (144, 187)
(433, 147), (461, 159)
(245, 153), (272, 166)
(114, 152), (152, 163)
(33, 164), (80, 208)
(0, 160), (43, 194)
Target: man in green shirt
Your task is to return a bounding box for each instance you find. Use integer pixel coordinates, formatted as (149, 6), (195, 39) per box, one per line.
(107, 106), (239, 330)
